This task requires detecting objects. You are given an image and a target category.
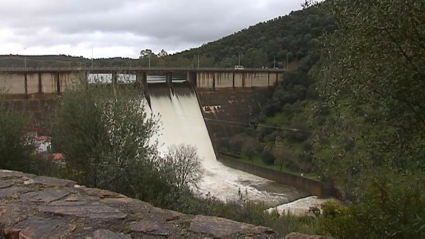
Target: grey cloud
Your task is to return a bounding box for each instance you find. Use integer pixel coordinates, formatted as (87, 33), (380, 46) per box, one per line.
(0, 0), (303, 57)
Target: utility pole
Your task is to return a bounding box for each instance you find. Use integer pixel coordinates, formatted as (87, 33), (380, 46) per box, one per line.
(148, 54), (151, 68)
(197, 52), (200, 68)
(238, 53), (241, 66)
(91, 49), (94, 69)
(24, 47), (27, 69)
(274, 56), (276, 68)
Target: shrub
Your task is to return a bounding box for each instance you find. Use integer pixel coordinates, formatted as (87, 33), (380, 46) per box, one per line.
(159, 144), (203, 190)
(0, 93), (36, 172)
(261, 149), (275, 165)
(229, 134), (246, 154)
(241, 137), (260, 161)
(49, 77), (201, 206)
(51, 79), (160, 192)
(285, 122), (311, 142)
(319, 178), (425, 239)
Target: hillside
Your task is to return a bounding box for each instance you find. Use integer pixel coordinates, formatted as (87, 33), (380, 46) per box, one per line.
(0, 6), (336, 69)
(171, 7), (336, 68)
(0, 54), (137, 68)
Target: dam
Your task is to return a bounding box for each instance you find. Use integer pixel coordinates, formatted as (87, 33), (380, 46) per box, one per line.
(1, 67), (329, 212)
(146, 81), (305, 206)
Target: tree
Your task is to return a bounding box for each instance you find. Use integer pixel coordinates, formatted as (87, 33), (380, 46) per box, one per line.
(158, 49), (168, 58)
(312, 0), (425, 196)
(160, 144), (203, 190)
(229, 134), (246, 153)
(241, 137), (260, 161)
(319, 178), (425, 239)
(139, 49), (154, 59)
(261, 147), (276, 165)
(272, 136), (296, 171)
(0, 89), (36, 172)
(50, 76), (161, 197)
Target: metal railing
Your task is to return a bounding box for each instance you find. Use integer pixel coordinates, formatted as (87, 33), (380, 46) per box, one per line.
(0, 66), (286, 73)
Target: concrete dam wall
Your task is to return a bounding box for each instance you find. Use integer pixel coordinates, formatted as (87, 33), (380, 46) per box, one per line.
(197, 88), (273, 151)
(0, 70), (333, 200)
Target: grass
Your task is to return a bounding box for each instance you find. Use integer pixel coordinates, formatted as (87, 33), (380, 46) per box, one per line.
(166, 189), (322, 237)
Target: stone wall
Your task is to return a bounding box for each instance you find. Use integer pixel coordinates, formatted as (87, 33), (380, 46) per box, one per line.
(217, 156), (331, 198)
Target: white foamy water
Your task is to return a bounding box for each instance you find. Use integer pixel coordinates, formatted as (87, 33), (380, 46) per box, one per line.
(266, 196), (338, 216)
(146, 83), (307, 206)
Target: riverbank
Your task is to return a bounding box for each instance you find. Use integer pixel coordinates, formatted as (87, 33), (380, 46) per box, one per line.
(217, 153), (332, 197)
(267, 196), (339, 216)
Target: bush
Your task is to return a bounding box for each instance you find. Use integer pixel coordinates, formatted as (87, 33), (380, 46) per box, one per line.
(317, 104), (330, 116)
(241, 137), (260, 161)
(51, 79), (160, 192)
(164, 190), (320, 237)
(283, 122), (311, 142)
(229, 134), (246, 154)
(303, 141), (313, 151)
(261, 149), (275, 165)
(159, 144), (203, 190)
(49, 77), (202, 206)
(319, 178), (425, 239)
(0, 95), (36, 172)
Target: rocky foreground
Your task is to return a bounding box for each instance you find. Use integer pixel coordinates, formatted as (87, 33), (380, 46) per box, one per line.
(0, 170), (322, 239)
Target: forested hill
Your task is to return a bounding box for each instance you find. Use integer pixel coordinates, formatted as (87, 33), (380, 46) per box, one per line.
(170, 6), (336, 68)
(0, 6), (336, 68)
(0, 54), (137, 68)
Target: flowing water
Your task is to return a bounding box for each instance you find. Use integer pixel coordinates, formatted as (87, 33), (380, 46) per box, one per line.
(88, 73), (324, 211)
(147, 82), (307, 207)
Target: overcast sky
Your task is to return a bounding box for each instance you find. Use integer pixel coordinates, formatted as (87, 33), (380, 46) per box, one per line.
(0, 0), (304, 59)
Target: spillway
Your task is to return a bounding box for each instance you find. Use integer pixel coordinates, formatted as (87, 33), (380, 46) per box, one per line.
(147, 82), (306, 206)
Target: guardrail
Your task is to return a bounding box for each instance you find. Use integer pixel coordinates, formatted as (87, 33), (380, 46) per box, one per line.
(0, 66), (286, 73)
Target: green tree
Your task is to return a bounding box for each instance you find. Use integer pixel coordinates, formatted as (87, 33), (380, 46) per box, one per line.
(311, 0), (425, 196)
(158, 49), (168, 58)
(319, 178), (425, 239)
(241, 137), (260, 161)
(0, 90), (36, 172)
(50, 77), (161, 195)
(139, 49), (154, 59)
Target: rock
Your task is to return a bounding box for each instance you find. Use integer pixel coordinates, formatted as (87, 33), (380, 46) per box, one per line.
(130, 221), (170, 236)
(285, 232), (325, 239)
(4, 216), (76, 238)
(93, 229), (131, 239)
(189, 215), (275, 238)
(0, 186), (32, 199)
(0, 170), (282, 238)
(0, 204), (34, 228)
(30, 175), (75, 187)
(39, 201), (127, 220)
(165, 210), (184, 222)
(0, 206), (6, 216)
(0, 181), (12, 189)
(20, 188), (69, 203)
(83, 187), (127, 199)
(0, 170), (34, 179)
